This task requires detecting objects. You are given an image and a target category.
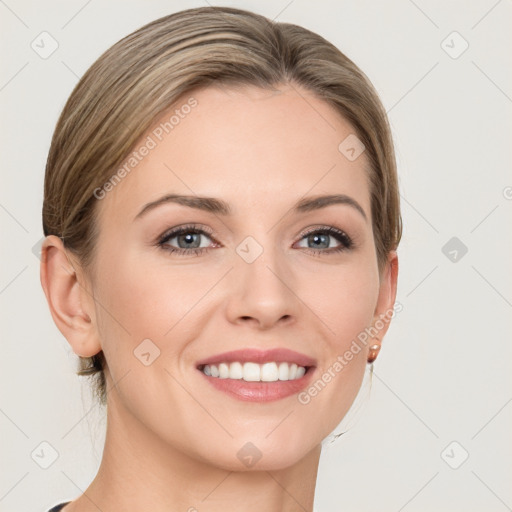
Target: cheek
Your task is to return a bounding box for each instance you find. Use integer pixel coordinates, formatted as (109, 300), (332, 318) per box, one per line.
(299, 256), (379, 348)
(293, 259), (378, 420)
(90, 247), (232, 401)
(93, 248), (206, 344)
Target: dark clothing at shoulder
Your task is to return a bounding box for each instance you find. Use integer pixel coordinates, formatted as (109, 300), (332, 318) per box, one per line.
(47, 502), (70, 512)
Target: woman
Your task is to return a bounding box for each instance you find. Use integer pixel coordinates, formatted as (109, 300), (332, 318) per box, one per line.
(41, 6), (401, 511)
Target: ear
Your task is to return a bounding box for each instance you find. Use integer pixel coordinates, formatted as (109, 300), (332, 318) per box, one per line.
(371, 250), (399, 342)
(40, 235), (102, 357)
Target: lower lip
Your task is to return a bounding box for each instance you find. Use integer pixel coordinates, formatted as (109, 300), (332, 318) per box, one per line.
(198, 367), (315, 402)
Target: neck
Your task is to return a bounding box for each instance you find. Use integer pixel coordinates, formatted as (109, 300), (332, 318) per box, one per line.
(70, 392), (321, 512)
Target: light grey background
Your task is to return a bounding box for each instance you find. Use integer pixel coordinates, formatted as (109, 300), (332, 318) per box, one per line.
(1, 1), (511, 511)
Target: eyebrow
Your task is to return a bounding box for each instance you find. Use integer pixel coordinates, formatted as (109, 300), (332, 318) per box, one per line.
(135, 193), (368, 222)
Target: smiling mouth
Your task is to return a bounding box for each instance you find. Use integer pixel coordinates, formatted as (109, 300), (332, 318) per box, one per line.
(197, 361), (313, 382)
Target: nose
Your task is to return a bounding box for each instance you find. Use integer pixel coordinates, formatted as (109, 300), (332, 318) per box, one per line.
(224, 242), (301, 330)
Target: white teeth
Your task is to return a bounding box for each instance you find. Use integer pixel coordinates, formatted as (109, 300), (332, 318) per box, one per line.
(278, 362), (289, 380)
(201, 361), (308, 381)
(230, 361), (243, 379)
(243, 362), (261, 381)
(218, 363), (230, 379)
(261, 362), (279, 382)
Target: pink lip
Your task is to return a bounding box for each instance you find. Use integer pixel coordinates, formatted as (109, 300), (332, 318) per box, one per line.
(199, 368), (316, 402)
(196, 348), (317, 402)
(195, 348), (317, 368)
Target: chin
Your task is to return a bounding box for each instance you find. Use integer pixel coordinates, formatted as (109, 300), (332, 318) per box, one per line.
(192, 432), (319, 472)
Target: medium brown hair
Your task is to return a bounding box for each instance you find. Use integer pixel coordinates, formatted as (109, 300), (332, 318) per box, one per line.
(42, 6), (402, 406)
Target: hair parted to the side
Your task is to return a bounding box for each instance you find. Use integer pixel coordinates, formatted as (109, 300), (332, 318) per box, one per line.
(42, 6), (402, 406)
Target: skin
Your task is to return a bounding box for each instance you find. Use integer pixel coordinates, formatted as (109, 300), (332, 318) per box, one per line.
(41, 83), (398, 512)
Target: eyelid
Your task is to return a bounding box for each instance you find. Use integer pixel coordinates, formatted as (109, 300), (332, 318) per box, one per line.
(298, 225), (353, 243)
(157, 223), (217, 243)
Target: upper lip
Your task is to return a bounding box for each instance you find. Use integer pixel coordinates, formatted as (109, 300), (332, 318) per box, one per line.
(196, 348), (317, 368)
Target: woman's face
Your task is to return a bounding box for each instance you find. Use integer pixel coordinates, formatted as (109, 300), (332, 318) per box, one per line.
(84, 84), (397, 470)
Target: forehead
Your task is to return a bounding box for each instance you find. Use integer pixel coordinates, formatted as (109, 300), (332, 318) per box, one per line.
(97, 84), (371, 223)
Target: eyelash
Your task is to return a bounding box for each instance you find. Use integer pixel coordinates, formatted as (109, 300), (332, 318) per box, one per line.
(156, 223), (354, 257)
